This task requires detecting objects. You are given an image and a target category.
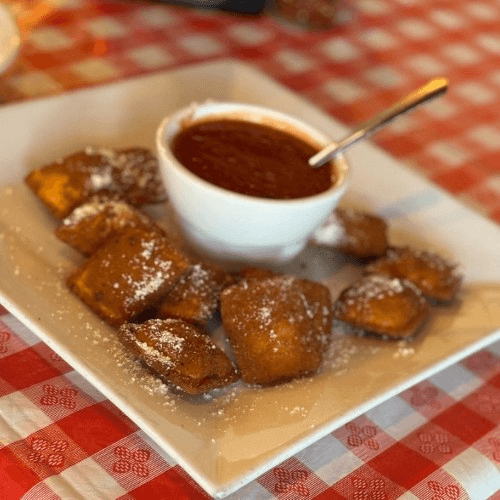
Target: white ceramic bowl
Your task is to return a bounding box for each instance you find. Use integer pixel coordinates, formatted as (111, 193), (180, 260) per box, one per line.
(156, 101), (349, 263)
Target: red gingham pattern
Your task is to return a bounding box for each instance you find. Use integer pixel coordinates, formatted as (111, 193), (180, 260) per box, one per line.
(1, 0), (500, 498)
(1, 0), (500, 222)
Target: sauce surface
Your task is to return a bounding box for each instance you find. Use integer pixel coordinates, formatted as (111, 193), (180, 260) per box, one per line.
(172, 119), (334, 199)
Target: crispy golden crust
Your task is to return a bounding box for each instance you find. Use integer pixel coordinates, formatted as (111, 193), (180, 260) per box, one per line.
(25, 147), (166, 218)
(334, 274), (430, 338)
(365, 246), (462, 303)
(312, 208), (389, 259)
(25, 163), (88, 219)
(236, 266), (282, 282)
(67, 226), (190, 327)
(157, 261), (234, 327)
(118, 319), (238, 394)
(55, 199), (155, 256)
(220, 275), (332, 386)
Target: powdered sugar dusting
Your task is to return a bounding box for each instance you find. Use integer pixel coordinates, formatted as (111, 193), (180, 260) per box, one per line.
(82, 146), (166, 201)
(343, 274), (406, 300)
(61, 199), (149, 228)
(386, 246), (462, 282)
(335, 274), (427, 321)
(143, 318), (186, 353)
(90, 168), (113, 191)
(136, 339), (175, 369)
(124, 267), (170, 305)
(312, 210), (345, 245)
(222, 274), (332, 352)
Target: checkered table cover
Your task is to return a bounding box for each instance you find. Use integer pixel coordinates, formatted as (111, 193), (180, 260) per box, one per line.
(0, 0), (499, 498)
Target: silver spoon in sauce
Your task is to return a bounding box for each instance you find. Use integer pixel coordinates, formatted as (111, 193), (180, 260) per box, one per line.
(309, 77), (449, 168)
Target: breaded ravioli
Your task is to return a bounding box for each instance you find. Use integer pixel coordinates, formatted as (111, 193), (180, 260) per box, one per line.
(157, 261), (234, 327)
(56, 198), (155, 256)
(365, 246), (462, 303)
(25, 146), (166, 218)
(312, 207), (389, 259)
(118, 319), (238, 394)
(220, 275), (332, 386)
(236, 266), (282, 283)
(67, 225), (190, 326)
(334, 274), (430, 338)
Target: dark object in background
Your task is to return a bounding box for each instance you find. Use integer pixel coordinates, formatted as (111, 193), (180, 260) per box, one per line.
(273, 0), (341, 29)
(157, 0), (269, 15)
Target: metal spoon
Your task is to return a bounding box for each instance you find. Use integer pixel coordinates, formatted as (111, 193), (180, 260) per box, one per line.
(308, 77), (449, 168)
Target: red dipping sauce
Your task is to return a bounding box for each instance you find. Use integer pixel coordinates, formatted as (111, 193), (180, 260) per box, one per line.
(172, 119), (335, 200)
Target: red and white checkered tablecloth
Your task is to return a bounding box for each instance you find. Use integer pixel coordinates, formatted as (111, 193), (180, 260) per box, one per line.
(0, 1), (500, 498)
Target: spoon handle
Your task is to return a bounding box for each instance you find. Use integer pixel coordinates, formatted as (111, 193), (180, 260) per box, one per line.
(309, 77), (449, 168)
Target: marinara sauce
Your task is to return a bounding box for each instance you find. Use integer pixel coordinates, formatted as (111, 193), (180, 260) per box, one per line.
(172, 119), (334, 199)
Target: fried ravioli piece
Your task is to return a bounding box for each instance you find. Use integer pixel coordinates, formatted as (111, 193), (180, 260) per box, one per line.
(25, 146), (166, 218)
(56, 199), (156, 256)
(118, 319), (238, 394)
(67, 226), (190, 327)
(157, 262), (234, 327)
(334, 274), (430, 338)
(237, 266), (282, 282)
(25, 163), (88, 219)
(220, 275), (332, 386)
(312, 208), (389, 259)
(365, 246), (462, 303)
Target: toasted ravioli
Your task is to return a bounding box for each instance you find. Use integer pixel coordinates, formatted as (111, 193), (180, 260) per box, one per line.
(25, 163), (88, 219)
(334, 274), (430, 338)
(25, 147), (166, 218)
(236, 266), (282, 283)
(157, 262), (234, 327)
(220, 275), (332, 386)
(365, 246), (462, 303)
(67, 226), (190, 326)
(312, 208), (389, 259)
(56, 199), (155, 256)
(118, 319), (238, 394)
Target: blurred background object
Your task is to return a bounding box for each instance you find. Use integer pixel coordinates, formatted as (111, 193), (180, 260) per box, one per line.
(155, 0), (270, 15)
(154, 0), (344, 26)
(0, 2), (21, 74)
(273, 0), (342, 29)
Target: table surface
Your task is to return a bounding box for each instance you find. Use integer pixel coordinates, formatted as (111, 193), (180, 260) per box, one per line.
(0, 1), (500, 499)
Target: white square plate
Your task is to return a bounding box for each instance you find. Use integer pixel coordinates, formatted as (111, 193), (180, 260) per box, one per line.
(1, 60), (500, 498)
